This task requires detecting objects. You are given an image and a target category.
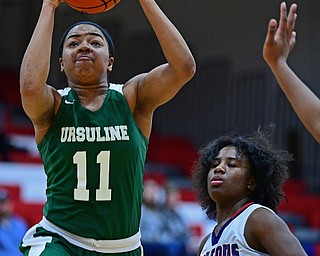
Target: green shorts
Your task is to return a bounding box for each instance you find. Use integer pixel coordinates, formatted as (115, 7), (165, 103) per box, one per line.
(20, 226), (143, 256)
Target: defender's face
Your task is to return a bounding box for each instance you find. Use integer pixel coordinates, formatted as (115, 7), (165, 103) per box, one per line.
(207, 146), (255, 202)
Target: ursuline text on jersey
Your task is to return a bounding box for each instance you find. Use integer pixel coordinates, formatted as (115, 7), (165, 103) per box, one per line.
(61, 125), (130, 142)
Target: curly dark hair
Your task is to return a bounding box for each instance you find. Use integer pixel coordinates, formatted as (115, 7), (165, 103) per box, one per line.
(192, 126), (292, 220)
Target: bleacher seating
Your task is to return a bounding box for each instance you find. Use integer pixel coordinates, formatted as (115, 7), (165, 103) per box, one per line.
(147, 133), (198, 177)
(279, 179), (320, 228)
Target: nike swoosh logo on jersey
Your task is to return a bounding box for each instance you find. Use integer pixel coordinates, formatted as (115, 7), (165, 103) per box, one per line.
(65, 99), (75, 104)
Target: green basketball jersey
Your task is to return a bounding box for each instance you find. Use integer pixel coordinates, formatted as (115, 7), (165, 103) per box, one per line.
(37, 84), (148, 240)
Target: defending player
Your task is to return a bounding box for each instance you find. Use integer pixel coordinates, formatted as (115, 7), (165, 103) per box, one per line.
(192, 127), (307, 256)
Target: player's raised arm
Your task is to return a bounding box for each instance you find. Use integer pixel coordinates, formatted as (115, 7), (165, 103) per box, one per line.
(263, 2), (320, 143)
(20, 0), (62, 142)
(133, 0), (196, 108)
(122, 0), (196, 139)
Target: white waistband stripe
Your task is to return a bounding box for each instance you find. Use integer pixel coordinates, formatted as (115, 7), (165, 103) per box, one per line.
(40, 217), (141, 253)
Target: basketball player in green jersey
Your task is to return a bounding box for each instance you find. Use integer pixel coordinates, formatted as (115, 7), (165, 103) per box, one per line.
(19, 0), (196, 255)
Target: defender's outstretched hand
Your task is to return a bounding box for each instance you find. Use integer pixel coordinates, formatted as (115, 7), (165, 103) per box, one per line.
(263, 2), (297, 67)
(263, 2), (320, 143)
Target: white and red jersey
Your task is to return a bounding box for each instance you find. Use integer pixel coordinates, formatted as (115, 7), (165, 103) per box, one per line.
(200, 203), (271, 256)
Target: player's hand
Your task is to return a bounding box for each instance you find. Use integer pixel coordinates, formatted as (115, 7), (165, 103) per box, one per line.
(263, 2), (297, 67)
(43, 0), (65, 9)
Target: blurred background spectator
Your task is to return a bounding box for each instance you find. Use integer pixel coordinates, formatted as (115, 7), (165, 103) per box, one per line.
(140, 180), (192, 256)
(159, 183), (192, 255)
(140, 179), (165, 255)
(0, 189), (28, 256)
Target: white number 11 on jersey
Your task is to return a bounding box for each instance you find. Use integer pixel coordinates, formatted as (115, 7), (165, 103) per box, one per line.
(73, 151), (112, 201)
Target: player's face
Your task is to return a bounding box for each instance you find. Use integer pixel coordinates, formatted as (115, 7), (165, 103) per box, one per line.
(207, 146), (255, 203)
(60, 24), (114, 85)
